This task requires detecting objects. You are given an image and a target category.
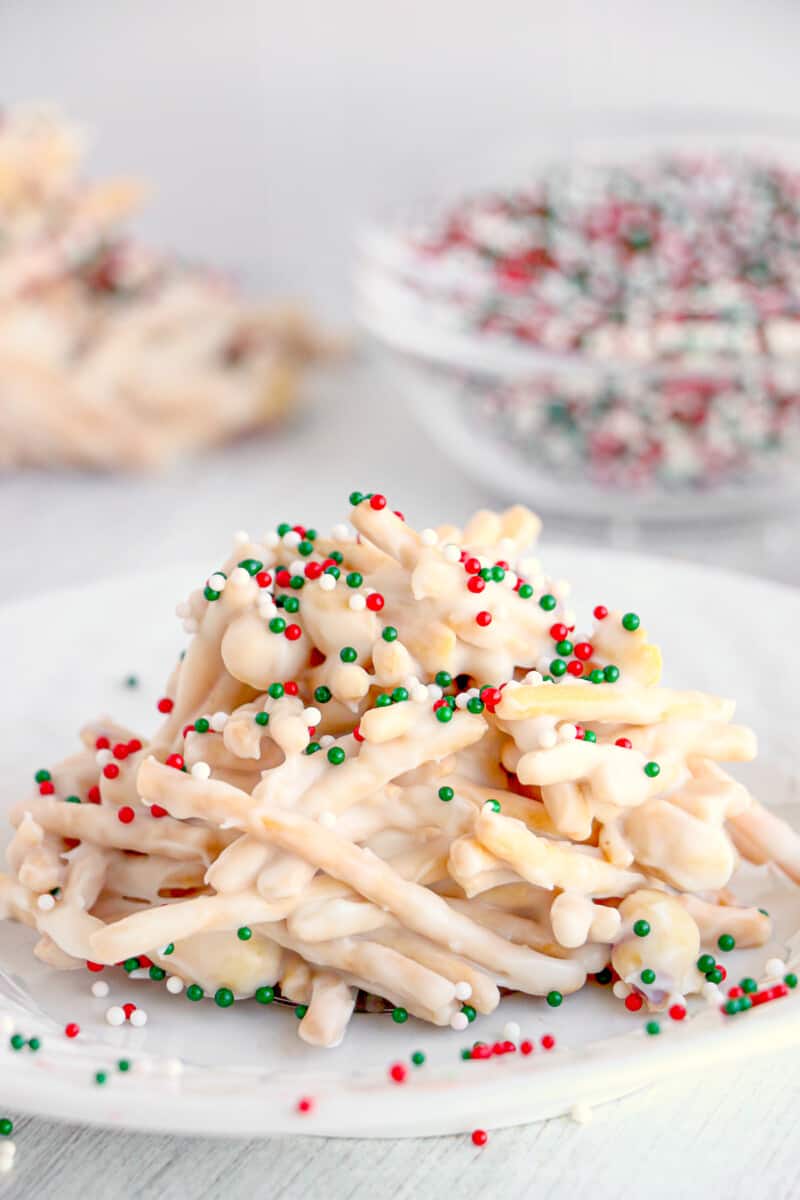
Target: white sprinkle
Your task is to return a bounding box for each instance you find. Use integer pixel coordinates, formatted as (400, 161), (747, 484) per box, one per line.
(233, 530), (250, 545)
(210, 712), (228, 732)
(36, 893), (55, 911)
(536, 656), (552, 675)
(523, 671), (543, 686)
(612, 981), (629, 1000)
(427, 684), (443, 702)
(765, 957), (787, 979)
(570, 1101), (593, 1125)
(455, 693), (469, 709)
(454, 981), (473, 1001)
(91, 980), (110, 998)
(318, 811), (337, 829)
(331, 523), (350, 541)
(190, 761), (211, 781)
(163, 1056), (184, 1078)
(0, 1141), (16, 1172)
(208, 573), (227, 592)
(702, 981), (722, 1004)
(319, 735), (335, 749)
(503, 1020), (521, 1041)
(264, 531), (280, 548)
(166, 976), (184, 995)
(258, 599), (277, 619)
(348, 594), (366, 611)
(538, 730), (557, 749)
(282, 531), (301, 549)
(450, 1011), (469, 1031)
(229, 566), (250, 585)
(420, 528), (438, 546)
(504, 678), (521, 690)
(95, 748), (113, 767)
(503, 570), (518, 589)
(0, 1015), (13, 1037)
(412, 686), (429, 704)
(105, 1005), (125, 1027)
(129, 1008), (148, 1028)
(319, 573), (336, 592)
(303, 707), (322, 726)
(559, 723), (578, 741)
(443, 544), (461, 563)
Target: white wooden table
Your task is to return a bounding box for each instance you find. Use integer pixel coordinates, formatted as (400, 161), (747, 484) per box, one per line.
(2, 359), (800, 1199)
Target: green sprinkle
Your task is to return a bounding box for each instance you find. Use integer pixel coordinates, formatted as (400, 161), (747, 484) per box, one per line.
(645, 1021), (660, 1036)
(391, 687), (409, 702)
(194, 718), (210, 733)
(517, 583), (533, 599)
(268, 682), (285, 699)
(214, 988), (235, 1008)
(382, 626), (398, 642)
(785, 973), (798, 989)
(10, 1035), (25, 1051)
(435, 706), (453, 723)
(603, 665), (620, 682)
(339, 646), (357, 663)
(644, 761), (661, 778)
(330, 550), (344, 564)
(411, 1051), (425, 1066)
(28, 1036), (41, 1051)
(204, 586), (221, 602)
(622, 612), (641, 632)
(550, 659), (567, 677)
(546, 991), (563, 1008)
(186, 984), (203, 1002)
(588, 668), (604, 683)
(435, 671), (452, 688)
(640, 969), (656, 985)
(438, 786), (454, 802)
(461, 1004), (476, 1022)
(255, 986), (275, 1005)
(717, 933), (735, 952)
(697, 954), (716, 973)
(633, 920), (650, 938)
(327, 746), (346, 765)
(295, 1005), (308, 1020)
(118, 1059), (131, 1072)
(314, 686), (332, 704)
(163, 943), (175, 956)
(255, 711), (270, 726)
(65, 795), (81, 803)
(539, 594), (557, 611)
(305, 529), (317, 541)
(269, 617), (286, 634)
(283, 596), (300, 614)
(555, 639), (573, 656)
(34, 769), (52, 783)
(298, 541), (314, 557)
(346, 572), (363, 588)
(460, 1047), (472, 1060)
(706, 967), (724, 985)
(123, 957), (140, 973)
(486, 799), (501, 813)
(305, 742), (321, 755)
(124, 675), (139, 689)
(740, 977), (758, 994)
(149, 966), (166, 982)
(237, 559), (263, 577)
(466, 697), (485, 714)
(0, 1119), (13, 1136)
(277, 523), (291, 536)
(392, 1007), (409, 1024)
(324, 566), (340, 579)
(95, 1071), (108, 1086)
(237, 927), (252, 941)
(375, 693), (392, 707)
(583, 729), (597, 743)
(349, 491), (364, 506)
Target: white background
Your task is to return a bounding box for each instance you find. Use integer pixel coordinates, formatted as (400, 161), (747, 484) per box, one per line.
(2, 3), (800, 1196)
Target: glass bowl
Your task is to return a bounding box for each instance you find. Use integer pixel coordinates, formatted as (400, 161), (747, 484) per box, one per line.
(356, 119), (800, 521)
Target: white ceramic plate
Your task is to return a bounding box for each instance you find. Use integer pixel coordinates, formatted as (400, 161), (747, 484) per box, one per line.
(1, 548), (799, 1139)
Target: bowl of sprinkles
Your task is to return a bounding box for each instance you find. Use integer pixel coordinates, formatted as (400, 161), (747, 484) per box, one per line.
(357, 126), (800, 519)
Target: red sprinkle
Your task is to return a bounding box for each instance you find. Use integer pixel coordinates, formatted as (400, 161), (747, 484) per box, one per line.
(369, 494), (387, 511)
(166, 753), (184, 770)
(297, 1097), (313, 1114)
(112, 743), (129, 760)
(520, 1040), (534, 1055)
(310, 648), (326, 667)
(353, 726), (364, 742)
(117, 806), (135, 824)
(39, 780), (55, 795)
(285, 624), (302, 641)
(624, 993), (643, 1012)
(284, 681), (299, 696)
(304, 562), (323, 580)
(549, 623), (568, 641)
(471, 1129), (488, 1147)
(183, 724), (195, 738)
(150, 805), (168, 819)
(256, 570), (273, 588)
(95, 736), (110, 750)
(467, 576), (485, 594)
(389, 1063), (407, 1084)
(728, 986), (744, 1000)
(86, 961), (104, 973)
(464, 557), (481, 575)
(64, 1023), (80, 1039)
(103, 763), (120, 780)
(475, 611), (492, 627)
(138, 956), (153, 968)
(393, 510), (405, 522)
(593, 606), (609, 620)
(366, 593), (385, 611)
(669, 1004), (687, 1021)
(276, 569), (292, 587)
(573, 642), (593, 660)
(87, 785), (101, 804)
(615, 737), (633, 749)
(566, 660), (584, 677)
(122, 1003), (137, 1019)
(157, 697), (174, 714)
(480, 687), (502, 712)
(128, 739), (142, 753)
(541, 1035), (556, 1050)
